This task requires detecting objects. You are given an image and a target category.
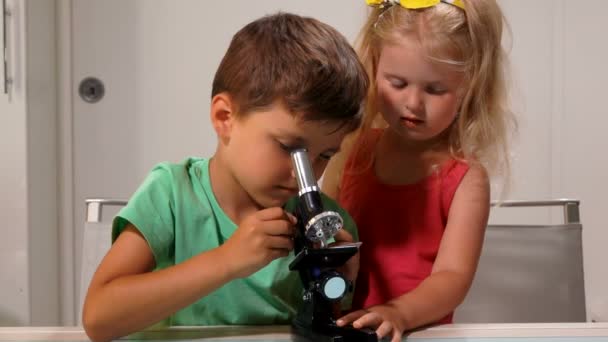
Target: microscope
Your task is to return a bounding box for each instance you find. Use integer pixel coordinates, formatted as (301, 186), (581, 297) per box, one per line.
(289, 149), (378, 342)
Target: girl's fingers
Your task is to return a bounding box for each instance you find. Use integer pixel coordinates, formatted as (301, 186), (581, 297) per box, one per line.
(352, 311), (382, 329)
(391, 330), (404, 342)
(375, 320), (392, 339)
(336, 310), (367, 326)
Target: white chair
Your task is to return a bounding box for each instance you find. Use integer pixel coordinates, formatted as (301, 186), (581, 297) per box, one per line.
(454, 199), (586, 323)
(79, 199), (127, 325)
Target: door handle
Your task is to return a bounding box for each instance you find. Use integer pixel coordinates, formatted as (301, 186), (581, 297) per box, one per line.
(78, 77), (105, 103)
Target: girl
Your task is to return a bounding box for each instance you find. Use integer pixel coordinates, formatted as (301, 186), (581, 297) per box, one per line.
(323, 1), (516, 341)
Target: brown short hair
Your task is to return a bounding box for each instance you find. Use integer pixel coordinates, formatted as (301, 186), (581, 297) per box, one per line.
(212, 12), (369, 131)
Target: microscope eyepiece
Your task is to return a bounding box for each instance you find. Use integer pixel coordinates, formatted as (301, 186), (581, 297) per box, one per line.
(291, 148), (319, 196)
(290, 148), (343, 247)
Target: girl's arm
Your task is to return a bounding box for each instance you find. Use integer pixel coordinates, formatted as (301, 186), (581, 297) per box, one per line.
(321, 132), (356, 199)
(82, 225), (235, 342)
(337, 164), (490, 342)
(394, 164), (490, 327)
(321, 150), (346, 200)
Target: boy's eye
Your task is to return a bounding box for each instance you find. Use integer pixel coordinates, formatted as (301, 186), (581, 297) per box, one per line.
(277, 140), (335, 161)
(319, 153), (334, 161)
(278, 141), (293, 152)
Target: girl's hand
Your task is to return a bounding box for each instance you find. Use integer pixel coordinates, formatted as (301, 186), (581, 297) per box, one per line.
(220, 207), (297, 279)
(336, 303), (406, 342)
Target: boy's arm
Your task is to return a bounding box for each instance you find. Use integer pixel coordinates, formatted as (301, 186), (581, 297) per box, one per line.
(84, 207), (296, 342)
(337, 164), (490, 342)
(83, 224), (234, 342)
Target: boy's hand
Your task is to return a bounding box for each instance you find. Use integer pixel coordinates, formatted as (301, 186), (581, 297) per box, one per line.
(220, 207), (297, 279)
(336, 303), (406, 342)
(330, 229), (359, 283)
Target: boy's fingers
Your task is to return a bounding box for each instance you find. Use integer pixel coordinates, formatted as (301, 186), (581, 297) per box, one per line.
(256, 207), (289, 220)
(265, 235), (294, 250)
(255, 207), (298, 225)
(262, 219), (296, 236)
(333, 229), (354, 243)
(285, 211), (298, 224)
(268, 248), (290, 261)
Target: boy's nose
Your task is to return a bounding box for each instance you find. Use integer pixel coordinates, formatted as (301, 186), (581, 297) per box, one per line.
(290, 167), (297, 180)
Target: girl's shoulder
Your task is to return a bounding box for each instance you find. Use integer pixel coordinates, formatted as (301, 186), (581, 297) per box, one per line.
(344, 128), (383, 167)
(440, 157), (491, 187)
(441, 158), (470, 179)
(442, 159), (489, 201)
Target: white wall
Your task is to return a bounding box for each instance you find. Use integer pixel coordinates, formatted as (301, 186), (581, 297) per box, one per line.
(560, 0), (608, 321)
(494, 0), (608, 321)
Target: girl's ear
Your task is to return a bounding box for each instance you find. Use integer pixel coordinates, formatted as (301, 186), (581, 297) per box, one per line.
(210, 93), (236, 141)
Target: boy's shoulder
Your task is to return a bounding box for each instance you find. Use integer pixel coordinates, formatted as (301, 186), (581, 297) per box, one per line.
(138, 157), (210, 194)
(112, 157), (214, 245)
(149, 157), (207, 179)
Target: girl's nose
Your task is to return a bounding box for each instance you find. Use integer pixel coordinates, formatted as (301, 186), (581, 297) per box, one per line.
(404, 87), (423, 113)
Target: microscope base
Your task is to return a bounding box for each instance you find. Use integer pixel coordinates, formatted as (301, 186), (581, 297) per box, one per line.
(292, 321), (378, 342)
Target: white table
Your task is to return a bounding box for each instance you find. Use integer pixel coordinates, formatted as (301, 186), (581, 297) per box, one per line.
(1, 323), (607, 341)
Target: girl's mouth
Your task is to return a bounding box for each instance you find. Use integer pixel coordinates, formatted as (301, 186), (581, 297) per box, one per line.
(400, 116), (423, 128)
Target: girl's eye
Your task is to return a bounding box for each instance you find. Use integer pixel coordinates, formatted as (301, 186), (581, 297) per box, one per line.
(426, 86), (447, 95)
(388, 78), (406, 88)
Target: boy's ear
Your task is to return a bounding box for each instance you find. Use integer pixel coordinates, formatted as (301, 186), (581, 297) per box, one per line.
(210, 93), (236, 140)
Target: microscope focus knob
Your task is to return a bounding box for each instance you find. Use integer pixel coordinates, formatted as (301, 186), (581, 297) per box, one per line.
(305, 211), (343, 247)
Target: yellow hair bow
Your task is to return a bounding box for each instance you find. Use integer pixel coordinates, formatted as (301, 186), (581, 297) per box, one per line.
(366, 0), (465, 11)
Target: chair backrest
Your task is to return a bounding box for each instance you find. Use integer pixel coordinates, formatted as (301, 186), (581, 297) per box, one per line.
(454, 199), (586, 323)
(78, 199), (127, 325)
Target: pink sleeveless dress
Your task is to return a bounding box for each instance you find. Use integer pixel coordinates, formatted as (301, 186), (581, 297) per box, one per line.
(339, 129), (469, 323)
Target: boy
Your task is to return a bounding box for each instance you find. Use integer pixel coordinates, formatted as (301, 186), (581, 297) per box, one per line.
(83, 12), (369, 342)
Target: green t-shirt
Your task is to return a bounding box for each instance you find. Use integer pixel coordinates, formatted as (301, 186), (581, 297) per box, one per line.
(112, 157), (358, 326)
